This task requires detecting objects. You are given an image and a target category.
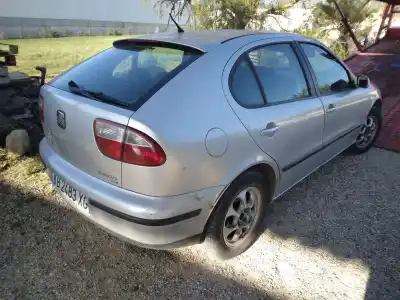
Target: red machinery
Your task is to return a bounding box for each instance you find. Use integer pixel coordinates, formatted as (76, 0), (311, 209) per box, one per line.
(376, 0), (400, 41)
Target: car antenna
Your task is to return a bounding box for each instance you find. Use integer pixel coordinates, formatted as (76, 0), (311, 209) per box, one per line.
(169, 13), (184, 33)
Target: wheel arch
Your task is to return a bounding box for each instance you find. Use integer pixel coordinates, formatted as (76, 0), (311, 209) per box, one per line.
(200, 162), (278, 241)
(371, 98), (383, 120)
(372, 98), (382, 112)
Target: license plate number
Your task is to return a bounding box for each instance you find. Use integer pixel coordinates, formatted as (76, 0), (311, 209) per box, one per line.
(52, 173), (90, 216)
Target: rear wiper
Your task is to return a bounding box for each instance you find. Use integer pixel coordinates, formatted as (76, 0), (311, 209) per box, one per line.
(68, 80), (93, 99)
(67, 80), (129, 108)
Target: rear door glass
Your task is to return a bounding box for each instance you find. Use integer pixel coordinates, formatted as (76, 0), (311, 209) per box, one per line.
(247, 44), (310, 104)
(50, 44), (202, 109)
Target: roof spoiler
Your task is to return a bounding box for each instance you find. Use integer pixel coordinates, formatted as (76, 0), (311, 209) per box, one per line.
(112, 39), (205, 53)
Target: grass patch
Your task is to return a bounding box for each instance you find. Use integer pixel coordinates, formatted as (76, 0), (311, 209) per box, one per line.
(0, 149), (44, 178)
(0, 149), (54, 196)
(1, 36), (134, 79)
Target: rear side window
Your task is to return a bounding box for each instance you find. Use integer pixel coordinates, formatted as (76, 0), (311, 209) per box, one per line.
(247, 44), (310, 104)
(230, 58), (265, 108)
(51, 43), (202, 109)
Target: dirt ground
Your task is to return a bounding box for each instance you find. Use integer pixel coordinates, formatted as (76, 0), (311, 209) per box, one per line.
(0, 147), (399, 300)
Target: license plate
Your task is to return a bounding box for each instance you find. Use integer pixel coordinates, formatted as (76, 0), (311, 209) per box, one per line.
(52, 172), (90, 216)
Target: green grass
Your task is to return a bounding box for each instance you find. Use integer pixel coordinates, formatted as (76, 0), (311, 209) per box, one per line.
(0, 36), (134, 79)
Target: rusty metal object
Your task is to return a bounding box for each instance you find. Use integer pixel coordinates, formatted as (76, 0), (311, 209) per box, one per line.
(0, 43), (18, 67)
(33, 66), (47, 87)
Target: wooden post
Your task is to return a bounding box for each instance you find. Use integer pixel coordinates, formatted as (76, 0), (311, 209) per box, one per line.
(331, 0), (363, 51)
(376, 4), (391, 43)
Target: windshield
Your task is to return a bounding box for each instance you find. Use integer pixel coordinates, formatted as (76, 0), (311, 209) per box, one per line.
(50, 43), (202, 109)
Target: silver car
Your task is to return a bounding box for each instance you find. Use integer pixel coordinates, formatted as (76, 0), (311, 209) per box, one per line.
(39, 30), (382, 259)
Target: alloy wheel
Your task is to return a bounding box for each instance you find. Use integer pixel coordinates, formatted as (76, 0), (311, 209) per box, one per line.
(223, 186), (262, 248)
(356, 115), (378, 149)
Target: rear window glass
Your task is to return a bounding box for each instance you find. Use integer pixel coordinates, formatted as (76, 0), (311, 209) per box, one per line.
(50, 43), (202, 108)
(230, 58), (265, 107)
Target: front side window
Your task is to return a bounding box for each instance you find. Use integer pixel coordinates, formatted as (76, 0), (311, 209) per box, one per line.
(301, 43), (352, 95)
(247, 44), (310, 104)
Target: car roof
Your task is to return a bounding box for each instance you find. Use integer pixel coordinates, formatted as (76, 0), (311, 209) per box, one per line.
(117, 30), (298, 52)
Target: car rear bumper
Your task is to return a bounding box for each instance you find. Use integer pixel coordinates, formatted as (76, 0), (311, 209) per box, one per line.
(39, 138), (225, 248)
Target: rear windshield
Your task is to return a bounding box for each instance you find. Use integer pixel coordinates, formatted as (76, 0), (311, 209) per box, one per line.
(50, 42), (202, 109)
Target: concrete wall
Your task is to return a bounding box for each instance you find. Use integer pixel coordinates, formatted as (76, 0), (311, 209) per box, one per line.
(0, 0), (186, 38)
(0, 17), (169, 38)
(0, 0), (169, 23)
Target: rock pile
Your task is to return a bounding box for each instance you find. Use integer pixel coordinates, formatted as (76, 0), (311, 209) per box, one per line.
(0, 70), (43, 155)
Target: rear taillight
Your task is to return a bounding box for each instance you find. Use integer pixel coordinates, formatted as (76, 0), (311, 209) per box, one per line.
(94, 119), (125, 161)
(123, 127), (166, 166)
(38, 95), (44, 122)
(93, 119), (166, 166)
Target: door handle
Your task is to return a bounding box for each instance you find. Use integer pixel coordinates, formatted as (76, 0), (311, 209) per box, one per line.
(260, 122), (279, 137)
(326, 104), (336, 114)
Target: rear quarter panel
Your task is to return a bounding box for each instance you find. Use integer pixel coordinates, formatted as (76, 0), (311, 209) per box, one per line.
(121, 42), (280, 197)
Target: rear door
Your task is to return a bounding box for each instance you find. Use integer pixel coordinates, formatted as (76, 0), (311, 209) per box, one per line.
(224, 39), (325, 194)
(299, 42), (371, 147)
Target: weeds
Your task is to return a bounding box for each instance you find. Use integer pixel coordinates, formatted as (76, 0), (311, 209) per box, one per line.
(108, 29), (124, 36)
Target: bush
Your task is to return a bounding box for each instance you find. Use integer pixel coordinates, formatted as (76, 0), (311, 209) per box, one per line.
(109, 29), (123, 36)
(292, 27), (349, 59)
(49, 31), (63, 38)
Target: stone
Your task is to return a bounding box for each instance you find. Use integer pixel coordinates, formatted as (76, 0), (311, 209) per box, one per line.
(8, 71), (31, 85)
(0, 76), (11, 88)
(0, 87), (16, 108)
(5, 129), (30, 156)
(0, 94), (28, 117)
(0, 66), (9, 77)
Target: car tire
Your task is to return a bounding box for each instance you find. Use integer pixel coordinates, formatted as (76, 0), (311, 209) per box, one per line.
(348, 106), (382, 154)
(204, 171), (270, 260)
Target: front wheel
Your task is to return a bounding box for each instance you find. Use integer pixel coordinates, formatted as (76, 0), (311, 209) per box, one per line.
(204, 171), (269, 260)
(349, 106), (382, 154)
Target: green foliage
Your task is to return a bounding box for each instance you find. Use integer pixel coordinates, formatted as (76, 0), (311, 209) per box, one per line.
(49, 31), (63, 38)
(154, 0), (300, 30)
(312, 0), (379, 54)
(292, 27), (329, 42)
(313, 0), (376, 28)
(109, 29), (124, 36)
(209, 0), (298, 29)
(293, 26), (348, 59)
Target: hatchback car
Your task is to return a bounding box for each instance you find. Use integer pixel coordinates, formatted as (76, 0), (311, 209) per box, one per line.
(39, 30), (382, 259)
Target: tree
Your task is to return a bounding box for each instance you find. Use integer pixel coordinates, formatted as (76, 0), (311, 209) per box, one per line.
(152, 0), (193, 19)
(150, 0), (193, 25)
(151, 0), (302, 30)
(312, 0), (379, 54)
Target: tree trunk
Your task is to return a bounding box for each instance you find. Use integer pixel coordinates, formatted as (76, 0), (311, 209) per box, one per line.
(331, 0), (363, 51)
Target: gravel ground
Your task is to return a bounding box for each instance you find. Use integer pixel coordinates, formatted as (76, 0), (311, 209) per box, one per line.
(0, 148), (399, 300)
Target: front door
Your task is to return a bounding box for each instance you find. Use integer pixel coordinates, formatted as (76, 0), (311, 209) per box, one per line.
(224, 40), (325, 195)
(299, 43), (371, 148)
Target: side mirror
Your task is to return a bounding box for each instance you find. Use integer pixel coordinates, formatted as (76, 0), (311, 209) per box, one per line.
(357, 74), (370, 88)
(331, 79), (348, 92)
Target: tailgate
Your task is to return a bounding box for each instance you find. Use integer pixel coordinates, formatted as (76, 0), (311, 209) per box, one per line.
(41, 85), (134, 186)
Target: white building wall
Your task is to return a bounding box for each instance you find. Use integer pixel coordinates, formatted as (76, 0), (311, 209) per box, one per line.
(0, 0), (168, 23)
(0, 0), (185, 38)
